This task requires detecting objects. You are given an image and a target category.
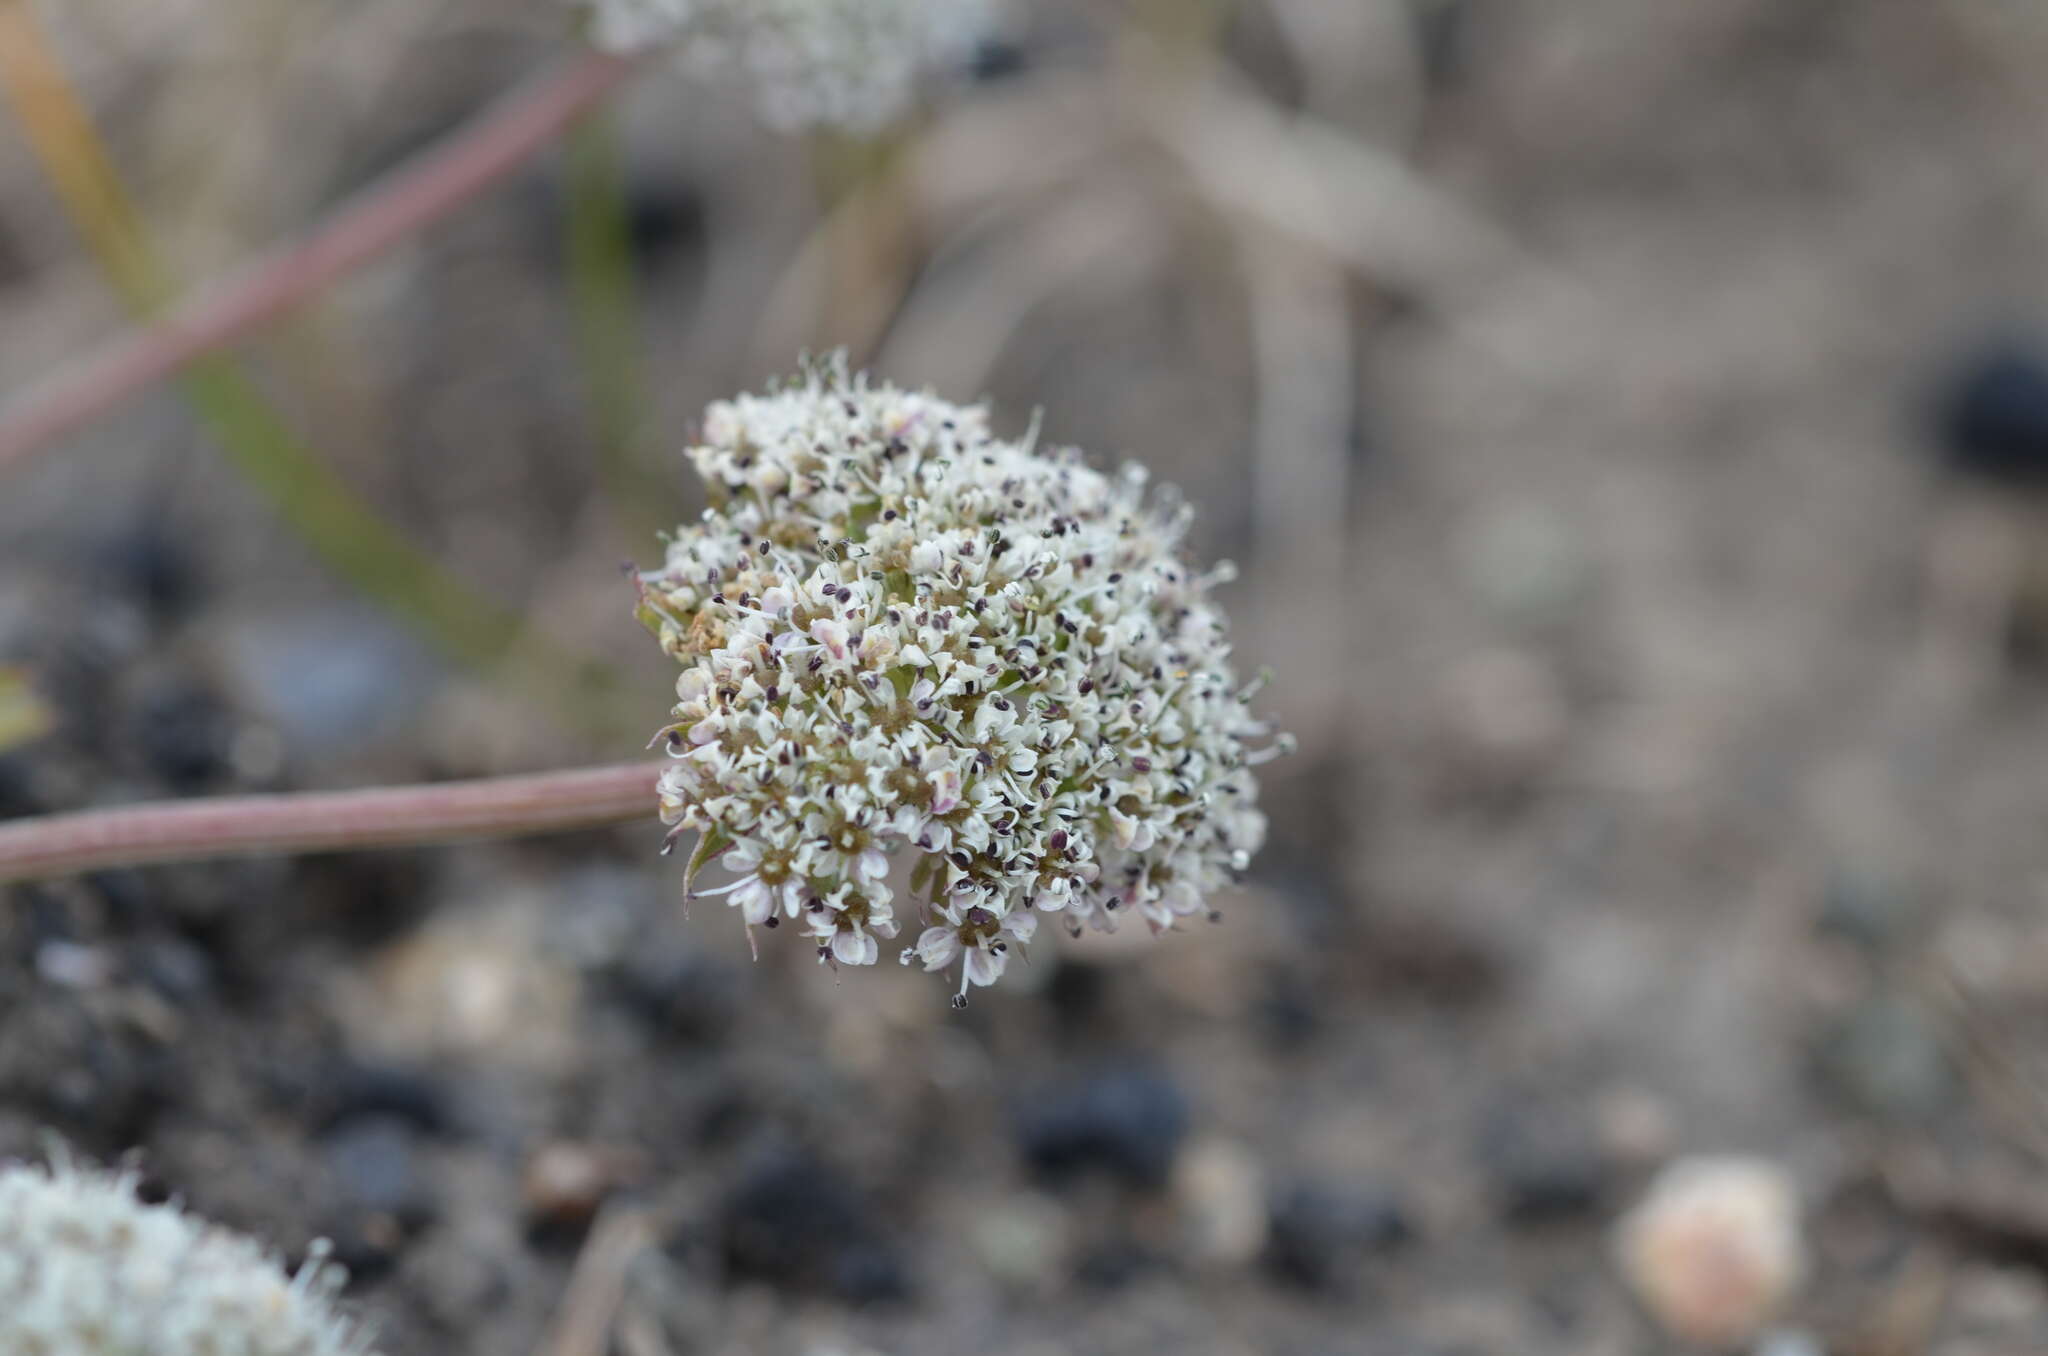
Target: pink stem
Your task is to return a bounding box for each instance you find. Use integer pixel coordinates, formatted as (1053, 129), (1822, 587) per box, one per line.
(0, 47), (640, 472)
(0, 761), (662, 883)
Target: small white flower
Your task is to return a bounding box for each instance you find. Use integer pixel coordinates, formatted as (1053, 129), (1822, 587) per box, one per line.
(639, 356), (1282, 1002)
(803, 884), (899, 967)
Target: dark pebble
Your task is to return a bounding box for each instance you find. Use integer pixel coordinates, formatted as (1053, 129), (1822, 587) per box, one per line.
(1476, 1099), (1607, 1223)
(627, 182), (707, 271)
(1253, 965), (1323, 1049)
(1935, 341), (2048, 484)
(970, 38), (1028, 82)
(123, 673), (236, 793)
(130, 934), (215, 1004)
(1016, 1066), (1189, 1190)
(97, 522), (198, 623)
(322, 1113), (434, 1225)
(1265, 1183), (1412, 1290)
(313, 1059), (452, 1136)
(611, 941), (741, 1045)
(319, 1113), (435, 1277)
(717, 1150), (907, 1304)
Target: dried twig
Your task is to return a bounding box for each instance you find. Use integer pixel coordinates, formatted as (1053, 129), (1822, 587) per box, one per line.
(0, 762), (662, 884)
(0, 48), (640, 473)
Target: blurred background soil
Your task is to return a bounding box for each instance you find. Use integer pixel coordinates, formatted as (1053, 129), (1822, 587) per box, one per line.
(8, 1), (2048, 1352)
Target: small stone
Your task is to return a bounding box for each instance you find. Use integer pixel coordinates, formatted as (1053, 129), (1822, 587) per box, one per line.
(611, 938), (742, 1044)
(1477, 1098), (1607, 1223)
(314, 1059), (451, 1136)
(33, 940), (114, 989)
(1016, 1066), (1189, 1190)
(1614, 1156), (1805, 1348)
(122, 670), (238, 793)
(716, 1150), (906, 1303)
(1263, 1182), (1411, 1291)
(523, 1141), (643, 1233)
(322, 1114), (431, 1224)
(1173, 1138), (1268, 1266)
(968, 1193), (1069, 1289)
(130, 934), (214, 1004)
(1935, 341), (2048, 484)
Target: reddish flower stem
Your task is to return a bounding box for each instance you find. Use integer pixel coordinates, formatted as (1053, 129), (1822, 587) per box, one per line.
(0, 47), (640, 472)
(0, 761), (662, 884)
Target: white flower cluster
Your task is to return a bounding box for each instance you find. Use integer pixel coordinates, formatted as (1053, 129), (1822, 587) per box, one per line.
(584, 0), (993, 132)
(0, 1157), (375, 1356)
(639, 359), (1284, 1004)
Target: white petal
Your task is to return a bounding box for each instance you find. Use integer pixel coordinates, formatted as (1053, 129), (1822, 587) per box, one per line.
(927, 767), (962, 816)
(914, 926), (959, 970)
(733, 878), (774, 926)
(832, 930), (879, 966)
(811, 619), (851, 661)
(963, 945), (1007, 988)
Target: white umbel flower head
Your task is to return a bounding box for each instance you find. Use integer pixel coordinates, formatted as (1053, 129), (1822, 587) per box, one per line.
(639, 357), (1284, 1005)
(0, 1156), (376, 1355)
(583, 0), (994, 133)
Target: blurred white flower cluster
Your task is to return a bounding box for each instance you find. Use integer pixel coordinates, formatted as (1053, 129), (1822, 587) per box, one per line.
(0, 1157), (374, 1356)
(639, 358), (1283, 1004)
(584, 0), (993, 132)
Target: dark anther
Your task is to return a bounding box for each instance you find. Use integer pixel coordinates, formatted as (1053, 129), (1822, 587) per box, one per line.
(765, 917), (780, 929)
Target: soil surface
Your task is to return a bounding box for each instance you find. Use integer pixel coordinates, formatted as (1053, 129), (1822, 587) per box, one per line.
(8, 2), (2048, 1352)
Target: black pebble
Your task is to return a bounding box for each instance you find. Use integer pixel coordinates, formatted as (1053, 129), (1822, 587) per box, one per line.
(1016, 1066), (1189, 1189)
(1476, 1098), (1607, 1224)
(1935, 341), (2048, 484)
(130, 933), (215, 1005)
(611, 940), (741, 1045)
(627, 182), (707, 270)
(124, 674), (236, 793)
(322, 1113), (434, 1224)
(314, 1059), (452, 1136)
(1264, 1183), (1412, 1290)
(970, 38), (1028, 82)
(717, 1150), (908, 1304)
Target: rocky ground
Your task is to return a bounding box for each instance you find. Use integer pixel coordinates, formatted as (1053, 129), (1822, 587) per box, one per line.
(9, 2), (2048, 1352)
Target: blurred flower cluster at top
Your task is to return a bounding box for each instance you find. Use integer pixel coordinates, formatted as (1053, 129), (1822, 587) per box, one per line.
(583, 0), (996, 131)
